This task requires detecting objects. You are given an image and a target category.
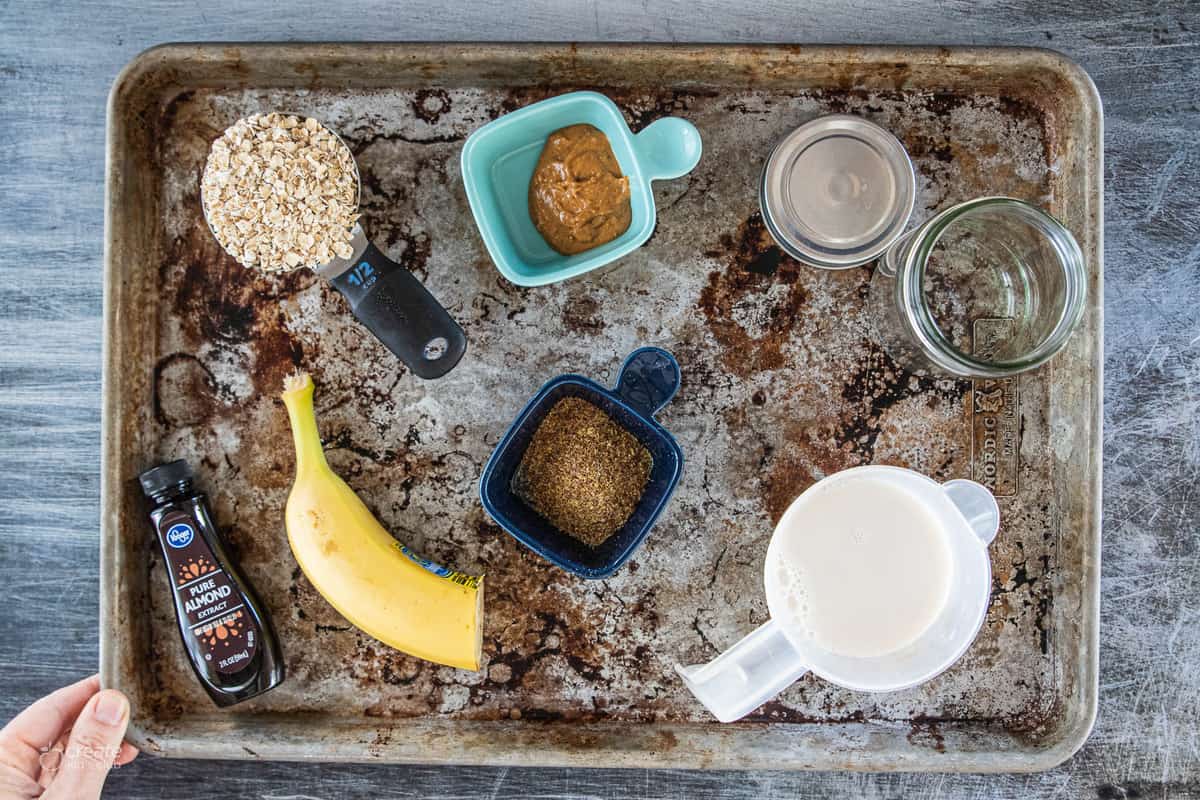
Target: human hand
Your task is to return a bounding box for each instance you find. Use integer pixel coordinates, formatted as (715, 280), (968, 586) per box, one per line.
(0, 675), (138, 799)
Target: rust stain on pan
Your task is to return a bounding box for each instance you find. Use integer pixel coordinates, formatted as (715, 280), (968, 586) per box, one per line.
(107, 47), (1089, 765)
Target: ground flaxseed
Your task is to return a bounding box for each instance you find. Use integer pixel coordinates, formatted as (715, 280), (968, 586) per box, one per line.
(512, 397), (652, 547)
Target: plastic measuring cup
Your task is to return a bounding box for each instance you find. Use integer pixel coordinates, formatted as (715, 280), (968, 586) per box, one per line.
(676, 465), (1000, 723)
(479, 347), (684, 578)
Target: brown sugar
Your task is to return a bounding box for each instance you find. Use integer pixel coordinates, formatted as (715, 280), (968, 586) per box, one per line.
(512, 397), (652, 546)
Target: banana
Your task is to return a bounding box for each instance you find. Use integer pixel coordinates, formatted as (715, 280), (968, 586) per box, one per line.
(280, 372), (483, 671)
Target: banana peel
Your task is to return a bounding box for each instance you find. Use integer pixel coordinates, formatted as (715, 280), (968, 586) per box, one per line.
(281, 372), (483, 671)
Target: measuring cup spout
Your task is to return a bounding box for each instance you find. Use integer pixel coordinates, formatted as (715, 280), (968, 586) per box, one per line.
(943, 479), (1000, 545)
(675, 618), (809, 723)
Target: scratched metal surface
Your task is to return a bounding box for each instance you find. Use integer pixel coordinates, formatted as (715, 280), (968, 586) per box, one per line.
(95, 44), (1099, 770)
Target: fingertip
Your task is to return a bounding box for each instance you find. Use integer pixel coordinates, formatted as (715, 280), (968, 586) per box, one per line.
(115, 741), (140, 766)
(67, 673), (100, 690)
(44, 674), (102, 710)
(54, 692), (133, 796)
(91, 690), (129, 728)
(53, 673), (100, 700)
(2, 675), (103, 763)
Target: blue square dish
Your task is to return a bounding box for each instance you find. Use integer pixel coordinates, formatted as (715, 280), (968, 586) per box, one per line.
(461, 91), (702, 287)
(479, 348), (684, 578)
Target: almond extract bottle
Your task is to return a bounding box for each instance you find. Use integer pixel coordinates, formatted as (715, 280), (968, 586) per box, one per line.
(139, 460), (285, 707)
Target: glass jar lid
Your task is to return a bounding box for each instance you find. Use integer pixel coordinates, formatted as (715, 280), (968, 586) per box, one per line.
(760, 115), (915, 269)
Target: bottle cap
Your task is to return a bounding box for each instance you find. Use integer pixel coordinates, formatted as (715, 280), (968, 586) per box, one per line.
(138, 459), (194, 498)
(759, 114), (915, 269)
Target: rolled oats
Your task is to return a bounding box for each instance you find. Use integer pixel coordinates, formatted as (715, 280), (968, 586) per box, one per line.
(201, 112), (360, 273)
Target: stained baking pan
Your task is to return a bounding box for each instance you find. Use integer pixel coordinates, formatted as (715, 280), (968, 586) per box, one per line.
(100, 43), (1102, 771)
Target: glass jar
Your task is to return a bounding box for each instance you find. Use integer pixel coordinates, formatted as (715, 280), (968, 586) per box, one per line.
(867, 197), (1088, 379)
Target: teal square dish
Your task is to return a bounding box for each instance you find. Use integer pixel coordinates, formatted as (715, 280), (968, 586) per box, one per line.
(461, 91), (702, 287)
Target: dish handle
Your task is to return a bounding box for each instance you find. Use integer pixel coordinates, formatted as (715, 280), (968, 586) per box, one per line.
(614, 347), (680, 419)
(633, 117), (702, 182)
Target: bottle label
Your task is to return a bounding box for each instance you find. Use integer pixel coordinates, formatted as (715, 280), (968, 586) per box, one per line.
(157, 511), (259, 675)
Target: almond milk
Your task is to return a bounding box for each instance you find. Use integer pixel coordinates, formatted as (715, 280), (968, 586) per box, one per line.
(767, 473), (953, 659)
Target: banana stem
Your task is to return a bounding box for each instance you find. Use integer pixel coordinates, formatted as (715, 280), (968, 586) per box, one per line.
(281, 372), (328, 474)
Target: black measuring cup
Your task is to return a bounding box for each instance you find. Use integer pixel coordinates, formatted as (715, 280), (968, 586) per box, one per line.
(313, 224), (466, 378)
(201, 115), (466, 379)
(479, 347), (684, 578)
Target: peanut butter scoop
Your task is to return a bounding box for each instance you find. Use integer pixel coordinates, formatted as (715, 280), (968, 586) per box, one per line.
(528, 124), (632, 256)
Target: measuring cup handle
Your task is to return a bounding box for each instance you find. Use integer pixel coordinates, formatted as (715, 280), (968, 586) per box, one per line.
(633, 117), (702, 182)
(328, 240), (467, 379)
(614, 347), (680, 418)
(675, 618), (809, 723)
(943, 479), (1001, 545)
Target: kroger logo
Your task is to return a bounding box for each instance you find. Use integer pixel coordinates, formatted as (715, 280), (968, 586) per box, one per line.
(166, 523), (195, 549)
